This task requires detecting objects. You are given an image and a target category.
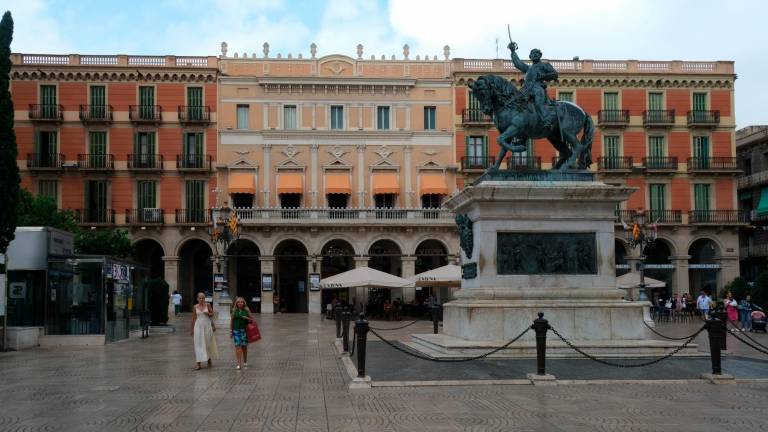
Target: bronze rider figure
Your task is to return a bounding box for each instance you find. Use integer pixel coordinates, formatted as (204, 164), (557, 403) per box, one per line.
(508, 42), (558, 129)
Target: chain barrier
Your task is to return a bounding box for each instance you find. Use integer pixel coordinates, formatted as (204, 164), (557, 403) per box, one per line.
(725, 322), (768, 356)
(726, 320), (768, 352)
(642, 320), (707, 341)
(368, 319), (424, 331)
(549, 326), (704, 368)
(368, 327), (531, 363)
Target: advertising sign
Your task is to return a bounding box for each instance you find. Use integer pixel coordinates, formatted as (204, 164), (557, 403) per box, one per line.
(309, 273), (320, 291)
(261, 274), (273, 292)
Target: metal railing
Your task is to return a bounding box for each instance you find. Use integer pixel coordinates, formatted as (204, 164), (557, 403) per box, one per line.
(176, 154), (212, 171)
(77, 154), (115, 170)
(127, 154), (164, 170)
(598, 156), (633, 170)
(461, 156), (495, 170)
(28, 104), (63, 121)
(645, 209), (683, 224)
(78, 105), (113, 122)
(125, 209), (165, 225)
(74, 208), (115, 225)
(642, 109), (675, 126)
(461, 109), (492, 124)
(129, 105), (162, 122)
(26, 153), (64, 169)
(614, 209), (639, 223)
(643, 156), (678, 170)
(597, 109), (630, 126)
(687, 157), (739, 171)
(687, 110), (720, 126)
(506, 156), (541, 171)
(741, 244), (768, 258)
(233, 207), (454, 224)
(174, 208), (211, 224)
(688, 210), (747, 224)
(177, 105), (211, 123)
(738, 171), (768, 189)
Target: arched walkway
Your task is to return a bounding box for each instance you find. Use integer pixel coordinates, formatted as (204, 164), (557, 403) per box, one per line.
(689, 238), (721, 297)
(320, 239), (355, 309)
(644, 239), (674, 298)
(368, 239), (402, 277)
(133, 238), (164, 280)
(414, 239), (449, 275)
(178, 239), (213, 312)
(275, 239), (308, 313)
(228, 239), (261, 313)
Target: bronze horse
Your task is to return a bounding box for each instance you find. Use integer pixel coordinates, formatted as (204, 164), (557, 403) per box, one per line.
(469, 75), (594, 171)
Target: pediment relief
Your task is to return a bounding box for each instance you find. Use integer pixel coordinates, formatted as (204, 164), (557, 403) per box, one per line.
(228, 158), (257, 169)
(318, 55), (355, 77)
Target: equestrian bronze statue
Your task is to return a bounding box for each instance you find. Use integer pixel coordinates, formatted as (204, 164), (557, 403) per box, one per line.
(469, 41), (594, 171)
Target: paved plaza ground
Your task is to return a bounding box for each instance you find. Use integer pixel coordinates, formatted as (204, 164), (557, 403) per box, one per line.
(1, 314), (768, 431)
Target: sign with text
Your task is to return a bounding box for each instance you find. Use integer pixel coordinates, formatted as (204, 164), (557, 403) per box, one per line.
(261, 274), (273, 292)
(309, 273), (320, 291)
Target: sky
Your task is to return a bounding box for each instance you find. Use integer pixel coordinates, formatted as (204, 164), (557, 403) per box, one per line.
(4, 0), (767, 127)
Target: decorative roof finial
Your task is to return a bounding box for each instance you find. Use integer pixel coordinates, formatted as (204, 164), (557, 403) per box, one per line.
(263, 42), (270, 58)
(356, 44), (363, 59)
(310, 42), (317, 59)
(220, 41), (228, 57)
(403, 44), (410, 60)
(443, 45), (450, 60)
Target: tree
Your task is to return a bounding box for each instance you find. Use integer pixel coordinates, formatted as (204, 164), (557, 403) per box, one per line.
(725, 276), (749, 301)
(16, 189), (78, 232)
(75, 229), (134, 257)
(0, 11), (19, 254)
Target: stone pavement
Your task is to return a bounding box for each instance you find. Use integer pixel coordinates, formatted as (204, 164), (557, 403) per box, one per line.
(0, 314), (767, 431)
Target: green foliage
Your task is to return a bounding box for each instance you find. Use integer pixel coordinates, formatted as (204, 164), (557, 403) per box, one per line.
(725, 277), (749, 301)
(145, 278), (170, 325)
(753, 271), (768, 310)
(75, 229), (134, 257)
(0, 11), (20, 253)
(16, 189), (78, 232)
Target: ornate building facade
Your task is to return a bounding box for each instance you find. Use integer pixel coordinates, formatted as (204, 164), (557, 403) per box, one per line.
(452, 58), (742, 296)
(736, 126), (768, 279)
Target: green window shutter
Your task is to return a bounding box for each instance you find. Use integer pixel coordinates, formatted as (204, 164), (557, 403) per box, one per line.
(558, 92), (573, 102)
(40, 85), (56, 105)
(483, 136), (489, 158)
(694, 184), (711, 211)
(648, 93), (663, 111)
(90, 86), (106, 118)
(186, 180), (205, 221)
(38, 180), (57, 201)
(526, 138), (535, 157)
(196, 133), (204, 165)
(187, 87), (203, 120)
(603, 92), (619, 110)
(692, 93), (707, 111)
(649, 136), (665, 158)
(649, 184), (666, 220)
(693, 136), (710, 169)
(139, 86), (155, 118)
(468, 92), (480, 110)
(604, 136), (620, 158)
(137, 181), (156, 209)
(89, 132), (107, 168)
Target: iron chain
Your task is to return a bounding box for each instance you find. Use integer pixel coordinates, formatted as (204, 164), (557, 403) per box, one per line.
(642, 320), (707, 341)
(368, 319), (424, 331)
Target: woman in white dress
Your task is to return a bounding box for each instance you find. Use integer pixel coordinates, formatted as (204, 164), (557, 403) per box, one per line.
(190, 292), (218, 370)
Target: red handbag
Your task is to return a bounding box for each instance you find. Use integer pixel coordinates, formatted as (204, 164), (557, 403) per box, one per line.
(246, 322), (261, 343)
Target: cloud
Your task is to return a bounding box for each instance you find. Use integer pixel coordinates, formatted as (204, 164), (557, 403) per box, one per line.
(4, 0), (74, 53)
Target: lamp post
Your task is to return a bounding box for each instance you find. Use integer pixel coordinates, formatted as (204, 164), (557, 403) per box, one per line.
(209, 204), (240, 300)
(623, 211), (657, 302)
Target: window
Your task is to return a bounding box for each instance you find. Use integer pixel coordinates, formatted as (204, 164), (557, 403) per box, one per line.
(603, 92), (619, 110)
(648, 92), (664, 110)
(236, 104), (249, 129)
(692, 92), (708, 111)
(35, 131), (57, 167)
(693, 136), (710, 169)
(423, 106), (436, 130)
(134, 132), (156, 168)
(374, 193), (396, 209)
(137, 181), (157, 209)
(694, 184), (711, 211)
(558, 91), (573, 102)
(649, 184), (667, 220)
(38, 180), (57, 202)
(85, 180), (109, 223)
(138, 86), (155, 118)
(89, 86), (106, 119)
(466, 136), (488, 168)
(330, 105), (344, 130)
(376, 106), (390, 130)
(88, 131), (107, 168)
(468, 91), (481, 110)
(421, 194), (442, 209)
(185, 180), (206, 222)
(40, 85), (56, 118)
(647, 136), (666, 169)
(183, 133), (204, 168)
(327, 194), (348, 209)
(186, 87), (203, 120)
(279, 193), (301, 208)
(603, 136), (620, 169)
(231, 194), (253, 208)
(283, 105), (297, 129)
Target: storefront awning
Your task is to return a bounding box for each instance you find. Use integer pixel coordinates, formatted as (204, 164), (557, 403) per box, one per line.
(325, 173), (352, 194)
(420, 173), (449, 195)
(758, 188), (768, 216)
(372, 173), (399, 194)
(228, 172), (255, 194)
(277, 173), (303, 194)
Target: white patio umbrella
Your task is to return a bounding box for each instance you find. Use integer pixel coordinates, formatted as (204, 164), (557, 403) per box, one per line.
(319, 266), (415, 290)
(616, 272), (666, 289)
(408, 264), (461, 288)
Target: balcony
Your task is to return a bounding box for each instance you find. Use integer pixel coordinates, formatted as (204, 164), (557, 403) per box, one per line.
(77, 154), (115, 171)
(506, 156), (542, 171)
(597, 156), (633, 172)
(642, 156), (678, 172)
(461, 156), (495, 171)
(461, 109), (493, 126)
(738, 171), (768, 190)
(614, 209), (639, 224)
(688, 210), (747, 225)
(687, 110), (720, 127)
(127, 154), (164, 171)
(175, 209), (211, 225)
(74, 208), (115, 226)
(28, 104), (63, 122)
(741, 244), (768, 258)
(642, 110), (675, 127)
(26, 153), (64, 170)
(129, 105), (162, 124)
(645, 209), (683, 224)
(687, 157), (740, 173)
(79, 105), (113, 124)
(597, 110), (630, 127)
(178, 105), (211, 125)
(233, 207), (455, 226)
(176, 154), (212, 172)
(125, 209), (164, 225)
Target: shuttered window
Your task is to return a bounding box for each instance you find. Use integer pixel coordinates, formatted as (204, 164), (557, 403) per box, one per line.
(85, 180), (109, 222)
(604, 136), (620, 158)
(38, 180), (57, 201)
(377, 106), (390, 130)
(649, 136), (666, 158)
(139, 86), (155, 118)
(649, 184), (667, 221)
(185, 180), (206, 222)
(89, 132), (107, 168)
(137, 181), (157, 209)
(603, 92), (619, 110)
(694, 184), (711, 211)
(183, 133), (204, 168)
(89, 86), (106, 118)
(134, 132), (156, 168)
(40, 85), (56, 117)
(693, 136), (710, 169)
(558, 91), (573, 102)
(283, 105), (297, 129)
(692, 93), (708, 111)
(187, 87), (203, 120)
(648, 92), (664, 110)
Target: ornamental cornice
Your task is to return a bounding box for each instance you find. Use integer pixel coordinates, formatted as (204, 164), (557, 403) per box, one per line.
(11, 67), (217, 83)
(453, 75), (733, 89)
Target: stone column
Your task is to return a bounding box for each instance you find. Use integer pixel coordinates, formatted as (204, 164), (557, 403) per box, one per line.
(353, 257), (370, 307)
(718, 256), (740, 291)
(213, 257), (232, 327)
(310, 143), (319, 207)
(356, 144), (366, 208)
(354, 256), (369, 268)
(307, 257), (321, 314)
(263, 143), (272, 207)
(162, 256), (180, 315)
(260, 256), (275, 314)
(671, 255), (691, 296)
(401, 256), (417, 302)
(404, 145), (413, 208)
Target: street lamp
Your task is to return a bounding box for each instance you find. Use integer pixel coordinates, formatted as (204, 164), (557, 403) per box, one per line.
(209, 204), (240, 299)
(623, 211), (658, 302)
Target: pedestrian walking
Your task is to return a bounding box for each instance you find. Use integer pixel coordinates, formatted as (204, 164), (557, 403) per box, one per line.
(191, 292), (218, 370)
(171, 290), (182, 317)
(739, 295), (754, 331)
(230, 296), (253, 370)
(725, 292), (738, 323)
(696, 290), (711, 320)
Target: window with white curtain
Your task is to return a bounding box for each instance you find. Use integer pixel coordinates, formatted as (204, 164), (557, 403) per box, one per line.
(236, 104), (249, 129)
(283, 105), (297, 129)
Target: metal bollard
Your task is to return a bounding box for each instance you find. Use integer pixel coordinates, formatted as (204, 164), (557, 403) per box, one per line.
(705, 317), (725, 375)
(342, 307), (351, 353)
(431, 305), (439, 334)
(334, 305), (343, 338)
(531, 312), (550, 376)
(712, 310), (728, 351)
(355, 313), (369, 378)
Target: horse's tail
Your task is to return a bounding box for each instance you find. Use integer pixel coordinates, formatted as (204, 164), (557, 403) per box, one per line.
(580, 114), (594, 168)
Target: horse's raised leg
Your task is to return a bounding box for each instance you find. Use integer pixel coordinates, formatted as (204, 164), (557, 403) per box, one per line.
(494, 126), (520, 170)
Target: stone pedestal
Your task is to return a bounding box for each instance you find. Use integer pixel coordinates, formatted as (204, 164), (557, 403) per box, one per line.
(410, 175), (700, 358)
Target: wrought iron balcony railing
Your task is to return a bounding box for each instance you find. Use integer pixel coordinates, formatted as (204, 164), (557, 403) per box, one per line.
(77, 154), (115, 170)
(176, 154), (212, 171)
(461, 155), (495, 170)
(27, 153), (64, 169)
(78, 105), (113, 123)
(461, 109), (493, 125)
(175, 208), (211, 224)
(506, 156), (541, 171)
(125, 208), (165, 225)
(687, 157), (739, 171)
(597, 109), (630, 126)
(614, 209), (639, 224)
(688, 210), (747, 224)
(233, 207), (454, 225)
(598, 156), (633, 171)
(642, 110), (675, 126)
(129, 105), (162, 123)
(177, 105), (211, 124)
(687, 110), (720, 127)
(74, 208), (115, 225)
(644, 209), (683, 224)
(127, 154), (164, 171)
(642, 156), (678, 171)
(28, 104), (64, 121)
